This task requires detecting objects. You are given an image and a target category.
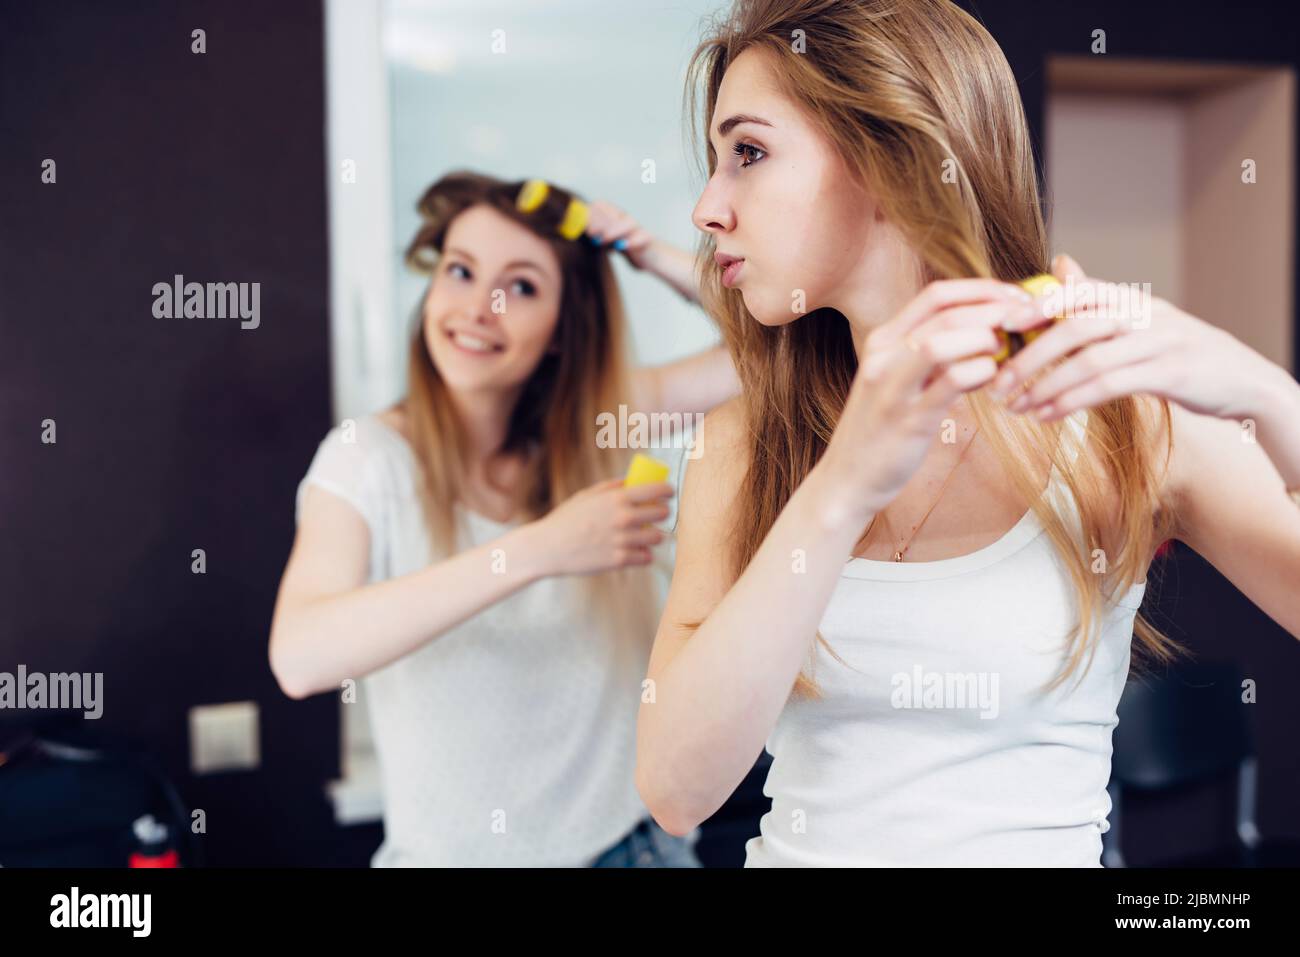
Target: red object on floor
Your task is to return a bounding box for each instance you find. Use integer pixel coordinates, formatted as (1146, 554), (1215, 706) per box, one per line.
(129, 848), (180, 867)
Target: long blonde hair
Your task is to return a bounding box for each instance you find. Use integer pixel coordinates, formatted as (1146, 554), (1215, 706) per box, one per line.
(400, 169), (659, 642)
(683, 0), (1182, 697)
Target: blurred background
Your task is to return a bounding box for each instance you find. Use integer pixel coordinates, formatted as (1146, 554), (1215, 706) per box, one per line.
(1, 0), (1297, 867)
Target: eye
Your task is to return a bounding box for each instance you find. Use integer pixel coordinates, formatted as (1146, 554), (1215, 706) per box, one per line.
(446, 262), (471, 280)
(510, 278), (537, 297)
(732, 141), (766, 168)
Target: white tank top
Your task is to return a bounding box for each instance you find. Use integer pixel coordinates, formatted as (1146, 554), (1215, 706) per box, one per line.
(744, 409), (1147, 866)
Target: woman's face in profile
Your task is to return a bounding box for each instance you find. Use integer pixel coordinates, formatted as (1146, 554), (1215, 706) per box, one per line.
(691, 47), (891, 325)
(423, 204), (563, 395)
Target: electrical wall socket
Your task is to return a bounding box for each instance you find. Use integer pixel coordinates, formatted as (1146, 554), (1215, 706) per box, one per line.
(189, 701), (260, 774)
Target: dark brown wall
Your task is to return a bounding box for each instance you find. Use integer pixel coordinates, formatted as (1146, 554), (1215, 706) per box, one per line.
(0, 0), (377, 865)
(959, 0), (1300, 863)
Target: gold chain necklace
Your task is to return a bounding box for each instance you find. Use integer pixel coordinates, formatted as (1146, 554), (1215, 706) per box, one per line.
(860, 425), (981, 562)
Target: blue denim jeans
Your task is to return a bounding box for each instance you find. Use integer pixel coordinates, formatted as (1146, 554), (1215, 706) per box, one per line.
(588, 817), (702, 867)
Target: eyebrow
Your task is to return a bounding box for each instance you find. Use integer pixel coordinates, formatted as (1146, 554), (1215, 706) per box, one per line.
(444, 247), (547, 275)
(711, 113), (773, 146)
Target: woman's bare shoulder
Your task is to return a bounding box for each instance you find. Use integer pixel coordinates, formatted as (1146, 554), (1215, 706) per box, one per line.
(692, 395), (750, 475)
(375, 403), (412, 443)
(1128, 393), (1177, 511)
(678, 395), (750, 530)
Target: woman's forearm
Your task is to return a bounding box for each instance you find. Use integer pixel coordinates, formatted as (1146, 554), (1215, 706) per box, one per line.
(641, 239), (701, 303)
(643, 345), (741, 418)
(270, 522), (552, 699)
(1249, 364), (1300, 488)
(637, 463), (873, 833)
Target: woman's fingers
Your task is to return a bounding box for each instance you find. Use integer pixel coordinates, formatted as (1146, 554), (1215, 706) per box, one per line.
(1008, 331), (1168, 415)
(1052, 252), (1087, 284)
(1024, 358), (1168, 422)
(584, 206), (610, 242)
(621, 525), (665, 548)
(617, 227), (655, 259)
(914, 325), (1003, 369)
(584, 200), (619, 242)
(862, 303), (1008, 383)
(932, 298), (1041, 337)
(1002, 277), (1148, 333)
(599, 220), (636, 245)
(623, 501), (672, 526)
(617, 546), (654, 566)
(585, 200), (645, 252)
(917, 354), (1000, 413)
(869, 324), (1001, 397)
(994, 309), (1128, 392)
(870, 278), (1031, 350)
(622, 480), (673, 504)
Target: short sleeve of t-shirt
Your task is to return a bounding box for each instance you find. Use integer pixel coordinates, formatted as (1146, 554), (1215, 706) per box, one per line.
(294, 421), (385, 536)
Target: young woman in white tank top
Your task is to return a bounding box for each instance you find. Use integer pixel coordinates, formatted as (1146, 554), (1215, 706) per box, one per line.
(270, 171), (739, 866)
(636, 0), (1300, 867)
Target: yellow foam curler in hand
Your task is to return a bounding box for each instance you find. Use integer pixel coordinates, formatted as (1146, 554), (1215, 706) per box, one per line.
(624, 453), (670, 487)
(991, 273), (1065, 364)
(1019, 273), (1064, 301)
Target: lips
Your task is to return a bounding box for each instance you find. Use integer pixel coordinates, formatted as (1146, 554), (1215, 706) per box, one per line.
(445, 328), (504, 355)
(714, 251), (745, 288)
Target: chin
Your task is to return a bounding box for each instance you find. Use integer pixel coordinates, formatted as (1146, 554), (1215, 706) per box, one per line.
(435, 349), (543, 396)
(428, 348), (492, 389)
(737, 276), (813, 327)
(745, 294), (803, 327)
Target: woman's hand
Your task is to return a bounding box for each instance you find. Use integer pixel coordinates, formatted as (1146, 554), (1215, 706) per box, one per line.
(585, 200), (699, 302)
(817, 278), (1040, 523)
(990, 254), (1285, 422)
(584, 200), (657, 269)
(530, 477), (674, 576)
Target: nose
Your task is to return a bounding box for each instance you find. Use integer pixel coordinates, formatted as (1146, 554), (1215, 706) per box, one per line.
(467, 281), (500, 325)
(691, 177), (735, 235)
(440, 282), (499, 329)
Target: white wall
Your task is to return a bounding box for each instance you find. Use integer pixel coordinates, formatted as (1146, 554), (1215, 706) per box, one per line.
(382, 0), (725, 407)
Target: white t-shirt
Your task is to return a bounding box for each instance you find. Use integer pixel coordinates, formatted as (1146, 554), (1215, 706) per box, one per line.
(742, 409), (1148, 866)
(294, 413), (661, 866)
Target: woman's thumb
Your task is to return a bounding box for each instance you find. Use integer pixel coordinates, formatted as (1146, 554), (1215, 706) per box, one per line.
(1051, 253), (1086, 282)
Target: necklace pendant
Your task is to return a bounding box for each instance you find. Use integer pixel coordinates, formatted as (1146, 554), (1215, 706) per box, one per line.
(893, 550), (904, 562)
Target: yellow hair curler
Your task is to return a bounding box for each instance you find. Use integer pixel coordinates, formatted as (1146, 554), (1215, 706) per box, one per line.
(515, 178), (590, 241)
(557, 198), (589, 240)
(516, 179), (550, 213)
(991, 273), (1065, 364)
(624, 453), (671, 487)
(1019, 273), (1064, 301)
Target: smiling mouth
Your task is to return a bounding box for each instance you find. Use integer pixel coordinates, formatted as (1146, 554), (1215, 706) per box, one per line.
(446, 329), (504, 354)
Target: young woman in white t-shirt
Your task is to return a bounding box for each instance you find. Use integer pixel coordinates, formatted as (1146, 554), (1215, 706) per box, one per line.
(636, 0), (1300, 866)
(269, 170), (738, 866)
